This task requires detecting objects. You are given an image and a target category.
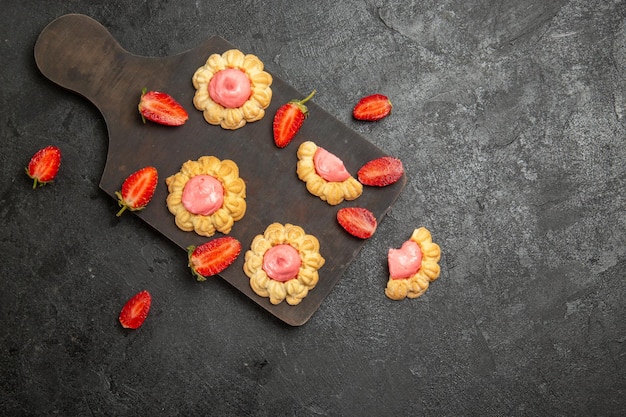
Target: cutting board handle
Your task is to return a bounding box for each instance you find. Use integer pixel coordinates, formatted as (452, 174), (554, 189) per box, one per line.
(34, 14), (134, 108)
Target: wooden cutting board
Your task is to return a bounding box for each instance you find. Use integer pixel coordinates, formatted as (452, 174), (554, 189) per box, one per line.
(34, 14), (406, 326)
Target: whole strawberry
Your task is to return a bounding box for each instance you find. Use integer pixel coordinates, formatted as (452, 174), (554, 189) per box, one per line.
(353, 94), (392, 121)
(273, 90), (316, 148)
(115, 166), (158, 217)
(26, 145), (61, 189)
(138, 88), (188, 126)
(187, 236), (241, 281)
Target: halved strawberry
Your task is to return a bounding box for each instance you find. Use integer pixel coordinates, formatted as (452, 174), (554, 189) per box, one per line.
(273, 90), (316, 148)
(187, 236), (242, 281)
(25, 145), (61, 189)
(119, 290), (152, 329)
(138, 88), (188, 126)
(357, 156), (404, 187)
(337, 207), (377, 239)
(353, 94), (392, 121)
(115, 166), (158, 217)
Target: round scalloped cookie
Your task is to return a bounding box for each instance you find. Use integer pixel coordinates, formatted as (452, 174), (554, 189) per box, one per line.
(296, 141), (363, 206)
(166, 156), (246, 237)
(244, 223), (325, 306)
(385, 227), (441, 300)
(192, 49), (273, 130)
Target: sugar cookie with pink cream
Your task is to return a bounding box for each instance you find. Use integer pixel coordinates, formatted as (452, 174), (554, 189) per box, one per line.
(385, 227), (441, 300)
(166, 156), (246, 237)
(192, 49), (273, 130)
(296, 141), (363, 205)
(244, 223), (325, 306)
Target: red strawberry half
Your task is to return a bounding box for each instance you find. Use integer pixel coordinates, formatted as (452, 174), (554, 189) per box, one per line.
(357, 156), (404, 187)
(273, 90), (316, 148)
(353, 94), (392, 121)
(115, 166), (158, 217)
(337, 207), (378, 239)
(119, 290), (152, 329)
(138, 88), (188, 126)
(26, 145), (61, 189)
(187, 236), (242, 281)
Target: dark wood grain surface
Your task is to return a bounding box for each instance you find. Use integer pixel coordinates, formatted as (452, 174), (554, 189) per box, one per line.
(34, 14), (406, 325)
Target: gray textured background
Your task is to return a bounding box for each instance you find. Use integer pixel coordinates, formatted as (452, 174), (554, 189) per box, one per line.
(2, 0), (625, 415)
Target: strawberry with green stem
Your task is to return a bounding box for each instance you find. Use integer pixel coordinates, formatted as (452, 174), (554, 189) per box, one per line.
(273, 90), (316, 148)
(26, 145), (61, 189)
(115, 166), (158, 217)
(138, 88), (188, 126)
(187, 237), (242, 281)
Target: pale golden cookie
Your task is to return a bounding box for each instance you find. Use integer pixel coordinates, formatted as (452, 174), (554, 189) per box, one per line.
(385, 227), (441, 300)
(192, 49), (273, 130)
(296, 141), (363, 205)
(244, 223), (325, 306)
(166, 156), (246, 237)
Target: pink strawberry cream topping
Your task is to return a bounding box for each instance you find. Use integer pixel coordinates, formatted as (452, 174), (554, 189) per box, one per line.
(313, 147), (351, 182)
(209, 68), (251, 108)
(262, 244), (302, 282)
(182, 175), (224, 216)
(388, 240), (422, 279)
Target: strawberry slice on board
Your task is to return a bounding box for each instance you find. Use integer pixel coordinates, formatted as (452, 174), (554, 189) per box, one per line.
(337, 207), (378, 239)
(187, 236), (242, 281)
(115, 166), (158, 217)
(119, 290), (152, 329)
(138, 88), (189, 126)
(353, 94), (392, 121)
(25, 145), (61, 189)
(273, 90), (316, 148)
(357, 156), (404, 187)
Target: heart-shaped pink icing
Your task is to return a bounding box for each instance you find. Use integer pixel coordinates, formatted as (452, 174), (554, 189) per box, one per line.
(388, 240), (422, 279)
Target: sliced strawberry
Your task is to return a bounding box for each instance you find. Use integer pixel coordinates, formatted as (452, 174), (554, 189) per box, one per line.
(337, 207), (377, 239)
(273, 90), (316, 148)
(115, 166), (158, 217)
(353, 94), (392, 121)
(138, 88), (188, 126)
(119, 290), (152, 329)
(26, 145), (61, 189)
(187, 236), (242, 281)
(357, 156), (404, 187)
